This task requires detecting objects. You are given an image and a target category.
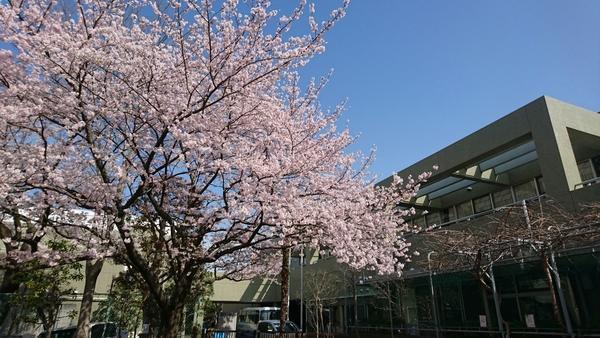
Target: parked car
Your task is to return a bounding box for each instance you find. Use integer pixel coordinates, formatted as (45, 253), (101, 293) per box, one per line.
(256, 320), (299, 334)
(37, 322), (127, 338)
(236, 307), (281, 338)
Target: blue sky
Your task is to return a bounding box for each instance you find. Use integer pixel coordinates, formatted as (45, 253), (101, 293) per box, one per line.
(291, 0), (600, 180)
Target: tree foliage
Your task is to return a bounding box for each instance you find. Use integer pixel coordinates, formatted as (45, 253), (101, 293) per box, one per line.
(9, 240), (82, 335)
(92, 271), (143, 334)
(0, 0), (431, 335)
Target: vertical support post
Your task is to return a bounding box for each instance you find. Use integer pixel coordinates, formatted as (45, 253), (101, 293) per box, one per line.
(343, 268), (348, 335)
(288, 248), (292, 321)
(353, 272), (358, 326)
(428, 251), (440, 338)
(489, 261), (504, 338)
(522, 200), (531, 230)
(522, 200), (535, 244)
(550, 252), (575, 338)
(300, 245), (304, 332)
(387, 281), (394, 338)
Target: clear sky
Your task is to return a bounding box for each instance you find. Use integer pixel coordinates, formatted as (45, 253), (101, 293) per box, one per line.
(294, 0), (600, 180)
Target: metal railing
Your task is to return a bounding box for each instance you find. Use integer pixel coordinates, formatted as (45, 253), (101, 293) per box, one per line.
(202, 330), (237, 338)
(412, 194), (546, 235)
(202, 331), (306, 338)
(258, 333), (306, 338)
(574, 176), (600, 189)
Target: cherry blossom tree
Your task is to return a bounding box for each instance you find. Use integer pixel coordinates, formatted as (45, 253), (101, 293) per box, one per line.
(0, 0), (431, 336)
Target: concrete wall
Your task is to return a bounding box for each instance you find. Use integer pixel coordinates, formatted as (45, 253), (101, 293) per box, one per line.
(379, 96), (599, 209)
(212, 277), (280, 303)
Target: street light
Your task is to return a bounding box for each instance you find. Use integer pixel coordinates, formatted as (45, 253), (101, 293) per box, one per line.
(300, 245), (305, 332)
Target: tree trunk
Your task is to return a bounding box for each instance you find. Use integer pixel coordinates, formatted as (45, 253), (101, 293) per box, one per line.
(155, 275), (194, 338)
(319, 304), (324, 338)
(542, 253), (565, 330)
(156, 306), (184, 338)
(0, 269), (18, 294)
(0, 294), (20, 335)
(142, 294), (160, 338)
(280, 247), (290, 334)
(74, 259), (104, 338)
(42, 314), (54, 338)
(315, 302), (320, 338)
(0, 268), (20, 334)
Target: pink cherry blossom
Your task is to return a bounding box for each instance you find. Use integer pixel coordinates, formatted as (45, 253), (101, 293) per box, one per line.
(0, 0), (431, 335)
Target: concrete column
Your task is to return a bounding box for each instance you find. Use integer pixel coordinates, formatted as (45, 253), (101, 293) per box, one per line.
(527, 98), (583, 206)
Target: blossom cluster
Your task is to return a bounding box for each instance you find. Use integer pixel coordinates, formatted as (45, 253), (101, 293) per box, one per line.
(0, 0), (428, 283)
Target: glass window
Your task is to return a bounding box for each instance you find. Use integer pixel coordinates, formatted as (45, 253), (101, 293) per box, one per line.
(473, 195), (492, 213)
(493, 188), (513, 207)
(456, 201), (473, 219)
(91, 324), (116, 338)
(248, 313), (259, 324)
(441, 207), (456, 223)
(260, 309), (280, 321)
(592, 155), (600, 178)
(285, 321), (299, 332)
(514, 180), (537, 201)
(426, 212), (441, 227)
(413, 216), (426, 228)
(578, 160), (595, 181)
(357, 303), (369, 322)
(535, 177), (545, 194)
(258, 322), (271, 332)
(439, 283), (463, 327)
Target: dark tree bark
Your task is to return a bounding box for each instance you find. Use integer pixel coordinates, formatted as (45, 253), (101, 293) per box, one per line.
(0, 269), (18, 294)
(150, 273), (194, 338)
(141, 295), (159, 338)
(38, 306), (56, 338)
(156, 306), (184, 338)
(74, 259), (104, 338)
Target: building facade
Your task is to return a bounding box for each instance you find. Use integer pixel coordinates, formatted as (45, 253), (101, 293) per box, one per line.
(287, 96), (600, 337)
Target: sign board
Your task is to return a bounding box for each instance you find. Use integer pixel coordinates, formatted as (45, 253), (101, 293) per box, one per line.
(525, 314), (536, 328)
(479, 315), (487, 328)
(217, 312), (237, 330)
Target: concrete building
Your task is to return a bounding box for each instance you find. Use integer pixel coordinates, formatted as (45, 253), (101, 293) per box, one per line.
(285, 96), (600, 337)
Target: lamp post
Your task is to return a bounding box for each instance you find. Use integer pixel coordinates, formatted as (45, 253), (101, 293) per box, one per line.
(427, 251), (440, 338)
(300, 245), (305, 332)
